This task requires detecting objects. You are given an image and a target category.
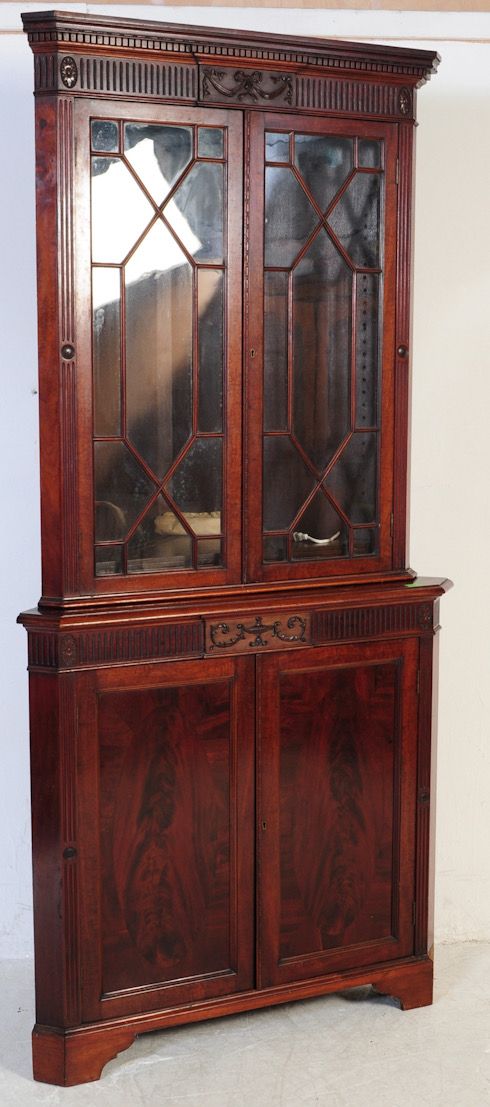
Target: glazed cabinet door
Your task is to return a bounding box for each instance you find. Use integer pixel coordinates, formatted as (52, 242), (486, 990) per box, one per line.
(73, 102), (242, 599)
(257, 638), (419, 987)
(246, 113), (398, 582)
(77, 656), (254, 1020)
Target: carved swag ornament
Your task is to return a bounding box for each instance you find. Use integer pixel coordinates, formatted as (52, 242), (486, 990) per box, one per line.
(202, 68), (293, 104)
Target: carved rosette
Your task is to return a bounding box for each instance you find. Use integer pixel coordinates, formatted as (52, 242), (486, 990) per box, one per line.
(398, 87), (412, 116)
(60, 56), (78, 89)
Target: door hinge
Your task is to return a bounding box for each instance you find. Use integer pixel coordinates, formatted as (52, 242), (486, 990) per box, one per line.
(390, 512), (394, 537)
(416, 669), (421, 695)
(395, 157), (399, 186)
(412, 901), (417, 928)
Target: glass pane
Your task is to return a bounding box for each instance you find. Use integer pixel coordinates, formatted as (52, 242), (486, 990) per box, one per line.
(328, 172), (381, 269)
(94, 442), (155, 542)
(93, 268), (121, 437)
(198, 128), (224, 159)
(95, 545), (123, 576)
(265, 133), (290, 163)
(264, 272), (288, 430)
(91, 120), (119, 153)
(128, 494), (192, 573)
(294, 135), (353, 212)
(325, 432), (377, 524)
(263, 536), (288, 562)
(124, 124), (193, 204)
(198, 270), (223, 433)
(358, 140), (381, 169)
(166, 162), (224, 262)
(263, 436), (315, 531)
(91, 157), (154, 264)
(292, 490), (346, 560)
(356, 273), (379, 428)
(197, 539), (223, 567)
(265, 167), (319, 268)
(125, 220), (192, 480)
(353, 527), (378, 556)
(168, 438), (222, 527)
(292, 230), (352, 472)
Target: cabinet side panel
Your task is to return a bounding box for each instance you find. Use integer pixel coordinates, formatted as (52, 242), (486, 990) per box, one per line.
(393, 122), (415, 567)
(34, 98), (64, 602)
(29, 674), (64, 1025)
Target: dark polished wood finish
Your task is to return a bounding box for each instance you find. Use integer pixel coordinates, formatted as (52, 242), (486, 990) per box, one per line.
(20, 11), (446, 1087)
(257, 639), (419, 987)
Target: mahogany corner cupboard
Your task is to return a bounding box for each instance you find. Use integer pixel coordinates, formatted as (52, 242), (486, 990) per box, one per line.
(19, 10), (451, 1087)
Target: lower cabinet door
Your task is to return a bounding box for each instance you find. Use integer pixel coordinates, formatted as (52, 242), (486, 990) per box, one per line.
(257, 638), (419, 988)
(77, 656), (255, 1020)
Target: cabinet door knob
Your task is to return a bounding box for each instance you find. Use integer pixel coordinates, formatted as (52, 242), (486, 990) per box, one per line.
(397, 344), (409, 359)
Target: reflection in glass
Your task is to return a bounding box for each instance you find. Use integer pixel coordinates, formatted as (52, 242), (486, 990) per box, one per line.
(265, 133), (290, 163)
(264, 272), (288, 430)
(124, 124), (193, 203)
(325, 432), (377, 523)
(292, 230), (352, 471)
(198, 270), (223, 432)
(197, 539), (223, 567)
(168, 438), (222, 526)
(93, 268), (121, 437)
(356, 273), (379, 428)
(358, 140), (381, 169)
(265, 167), (318, 268)
(91, 157), (154, 264)
(94, 441), (155, 542)
(263, 436), (315, 531)
(167, 162), (224, 262)
(263, 536), (287, 562)
(91, 120), (119, 153)
(353, 528), (378, 556)
(198, 128), (224, 159)
(328, 172), (381, 268)
(125, 220), (193, 479)
(128, 494), (192, 572)
(294, 135), (353, 212)
(95, 545), (123, 576)
(292, 490), (347, 560)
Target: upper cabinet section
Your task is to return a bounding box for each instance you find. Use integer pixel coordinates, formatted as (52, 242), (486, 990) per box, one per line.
(23, 12), (439, 608)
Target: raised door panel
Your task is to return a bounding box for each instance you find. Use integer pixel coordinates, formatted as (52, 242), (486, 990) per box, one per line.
(73, 101), (242, 599)
(77, 656), (254, 1019)
(257, 638), (418, 987)
(246, 113), (398, 583)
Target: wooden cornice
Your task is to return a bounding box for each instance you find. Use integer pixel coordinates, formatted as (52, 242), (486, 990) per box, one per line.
(22, 9), (440, 87)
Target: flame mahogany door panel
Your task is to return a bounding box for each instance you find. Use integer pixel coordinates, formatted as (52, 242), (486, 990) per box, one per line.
(257, 638), (419, 988)
(77, 656), (254, 1020)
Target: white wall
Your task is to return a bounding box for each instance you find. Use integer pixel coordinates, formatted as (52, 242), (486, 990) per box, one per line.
(0, 5), (488, 957)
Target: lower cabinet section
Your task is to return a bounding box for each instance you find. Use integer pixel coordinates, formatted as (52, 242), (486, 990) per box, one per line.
(26, 615), (440, 1086)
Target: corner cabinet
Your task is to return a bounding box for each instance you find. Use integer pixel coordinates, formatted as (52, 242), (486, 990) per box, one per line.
(19, 11), (450, 1087)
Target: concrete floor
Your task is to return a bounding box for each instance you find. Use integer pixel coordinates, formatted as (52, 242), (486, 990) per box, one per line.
(1, 944), (489, 1106)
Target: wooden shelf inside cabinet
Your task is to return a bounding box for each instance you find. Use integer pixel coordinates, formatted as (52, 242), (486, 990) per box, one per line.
(19, 10), (447, 1087)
